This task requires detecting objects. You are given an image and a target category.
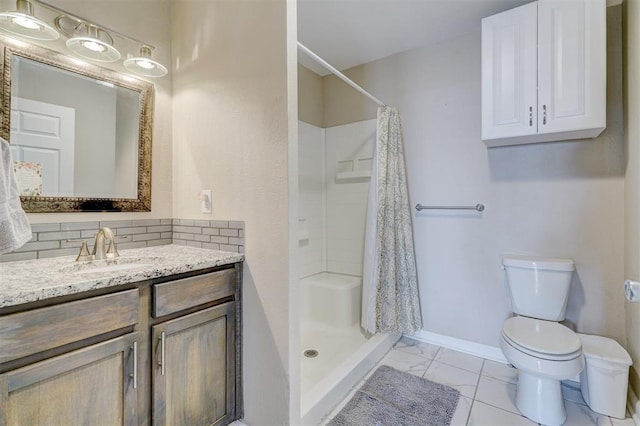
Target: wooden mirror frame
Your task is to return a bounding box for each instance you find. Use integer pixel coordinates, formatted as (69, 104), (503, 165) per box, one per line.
(0, 37), (153, 212)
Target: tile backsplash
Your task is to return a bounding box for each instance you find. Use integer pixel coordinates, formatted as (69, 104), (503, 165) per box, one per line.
(172, 219), (245, 252)
(0, 219), (245, 263)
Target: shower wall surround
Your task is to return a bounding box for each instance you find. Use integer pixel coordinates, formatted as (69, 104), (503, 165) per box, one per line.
(0, 219), (245, 262)
(298, 119), (376, 278)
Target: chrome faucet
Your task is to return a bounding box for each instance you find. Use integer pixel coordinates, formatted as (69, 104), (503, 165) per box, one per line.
(92, 227), (119, 260)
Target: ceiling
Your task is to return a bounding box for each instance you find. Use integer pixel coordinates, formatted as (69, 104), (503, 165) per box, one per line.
(297, 0), (533, 76)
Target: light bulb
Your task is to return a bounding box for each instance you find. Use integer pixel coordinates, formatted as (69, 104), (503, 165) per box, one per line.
(81, 39), (106, 52)
(124, 46), (167, 77)
(11, 15), (40, 30)
(135, 59), (155, 70)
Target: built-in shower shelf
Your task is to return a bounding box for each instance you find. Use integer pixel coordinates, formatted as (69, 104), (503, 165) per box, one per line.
(335, 171), (371, 182)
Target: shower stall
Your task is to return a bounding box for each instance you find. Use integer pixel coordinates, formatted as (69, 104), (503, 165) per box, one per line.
(297, 45), (399, 423)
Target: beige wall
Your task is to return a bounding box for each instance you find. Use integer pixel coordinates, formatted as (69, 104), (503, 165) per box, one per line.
(298, 64), (323, 127)
(322, 9), (627, 348)
(624, 0), (640, 398)
(25, 0), (173, 222)
(323, 65), (376, 127)
(171, 0), (291, 423)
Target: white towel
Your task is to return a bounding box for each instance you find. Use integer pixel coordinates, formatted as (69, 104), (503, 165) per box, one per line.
(0, 137), (32, 254)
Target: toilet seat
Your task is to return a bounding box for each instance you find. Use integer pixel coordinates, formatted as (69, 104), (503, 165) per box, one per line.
(502, 316), (582, 361)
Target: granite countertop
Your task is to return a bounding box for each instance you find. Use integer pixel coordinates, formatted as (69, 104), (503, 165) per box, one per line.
(0, 244), (244, 308)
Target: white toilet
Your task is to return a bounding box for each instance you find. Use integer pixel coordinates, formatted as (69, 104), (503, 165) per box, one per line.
(500, 255), (584, 426)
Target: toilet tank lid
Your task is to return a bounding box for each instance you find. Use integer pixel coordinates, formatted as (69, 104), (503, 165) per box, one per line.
(502, 255), (575, 271)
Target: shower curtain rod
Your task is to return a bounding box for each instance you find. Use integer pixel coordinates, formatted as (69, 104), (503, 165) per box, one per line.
(297, 42), (387, 107)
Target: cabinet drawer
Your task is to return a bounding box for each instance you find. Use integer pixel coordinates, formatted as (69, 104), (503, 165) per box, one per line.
(0, 289), (139, 364)
(153, 269), (235, 317)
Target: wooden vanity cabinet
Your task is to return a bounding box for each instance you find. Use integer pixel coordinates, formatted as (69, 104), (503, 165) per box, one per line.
(150, 266), (240, 426)
(0, 262), (242, 426)
(0, 289), (141, 426)
(152, 302), (236, 426)
(0, 333), (139, 426)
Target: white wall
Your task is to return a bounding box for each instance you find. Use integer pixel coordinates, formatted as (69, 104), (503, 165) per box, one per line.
(171, 0), (291, 423)
(325, 119), (376, 276)
(323, 9), (626, 348)
(624, 0), (640, 397)
(298, 121), (326, 278)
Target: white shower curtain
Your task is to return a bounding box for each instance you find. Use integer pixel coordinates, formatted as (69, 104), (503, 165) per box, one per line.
(362, 106), (422, 335)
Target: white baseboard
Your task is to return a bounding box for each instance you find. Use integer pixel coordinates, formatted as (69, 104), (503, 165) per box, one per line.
(410, 330), (508, 364)
(629, 386), (640, 426)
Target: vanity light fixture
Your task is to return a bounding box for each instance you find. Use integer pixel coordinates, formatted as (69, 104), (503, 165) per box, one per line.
(0, 0), (168, 77)
(123, 45), (167, 77)
(0, 0), (59, 40)
(56, 16), (120, 62)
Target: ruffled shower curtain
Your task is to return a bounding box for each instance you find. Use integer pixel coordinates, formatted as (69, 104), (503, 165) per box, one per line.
(362, 106), (422, 335)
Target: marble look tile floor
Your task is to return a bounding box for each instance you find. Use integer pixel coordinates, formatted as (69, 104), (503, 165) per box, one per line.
(321, 336), (637, 426)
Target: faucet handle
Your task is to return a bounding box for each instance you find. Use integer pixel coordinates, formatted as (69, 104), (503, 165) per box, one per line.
(106, 239), (119, 258)
(106, 235), (131, 258)
(74, 240), (94, 262)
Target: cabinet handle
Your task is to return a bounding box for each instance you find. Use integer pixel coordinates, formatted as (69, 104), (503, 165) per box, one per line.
(542, 104), (547, 125)
(158, 332), (166, 376)
(130, 341), (138, 389)
(529, 106), (533, 126)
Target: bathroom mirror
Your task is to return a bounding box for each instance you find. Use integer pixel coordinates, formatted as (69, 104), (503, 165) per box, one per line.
(0, 37), (153, 212)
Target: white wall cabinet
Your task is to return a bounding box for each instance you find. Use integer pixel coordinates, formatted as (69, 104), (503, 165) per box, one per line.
(482, 0), (606, 147)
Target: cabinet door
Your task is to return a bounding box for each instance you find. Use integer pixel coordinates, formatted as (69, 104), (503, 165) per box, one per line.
(481, 1), (538, 140)
(537, 0), (606, 135)
(152, 302), (236, 426)
(0, 334), (138, 426)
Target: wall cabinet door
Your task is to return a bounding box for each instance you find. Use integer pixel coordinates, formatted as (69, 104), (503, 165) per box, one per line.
(0, 334), (138, 426)
(152, 302), (236, 426)
(481, 1), (538, 141)
(482, 0), (606, 147)
(537, 0), (606, 135)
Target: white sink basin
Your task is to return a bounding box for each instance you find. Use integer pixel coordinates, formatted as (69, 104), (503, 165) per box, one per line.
(60, 257), (161, 275)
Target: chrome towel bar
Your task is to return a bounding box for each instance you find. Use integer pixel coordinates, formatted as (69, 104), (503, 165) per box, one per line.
(415, 203), (485, 212)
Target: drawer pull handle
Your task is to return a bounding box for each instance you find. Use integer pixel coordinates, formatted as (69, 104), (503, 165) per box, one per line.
(542, 104), (547, 125)
(130, 341), (138, 389)
(529, 106), (533, 126)
(158, 332), (166, 376)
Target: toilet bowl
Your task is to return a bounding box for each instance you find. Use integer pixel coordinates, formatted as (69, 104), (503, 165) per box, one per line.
(500, 317), (584, 425)
(500, 255), (583, 426)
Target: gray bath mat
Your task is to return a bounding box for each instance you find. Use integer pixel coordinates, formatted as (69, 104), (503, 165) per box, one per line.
(328, 365), (460, 426)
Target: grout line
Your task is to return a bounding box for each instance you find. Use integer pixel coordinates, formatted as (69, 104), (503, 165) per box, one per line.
(465, 398), (475, 425)
(471, 359), (485, 401)
(463, 359), (485, 425)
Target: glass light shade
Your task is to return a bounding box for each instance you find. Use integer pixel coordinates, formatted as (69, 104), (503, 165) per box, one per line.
(0, 9), (59, 40)
(66, 36), (120, 62)
(124, 46), (167, 77)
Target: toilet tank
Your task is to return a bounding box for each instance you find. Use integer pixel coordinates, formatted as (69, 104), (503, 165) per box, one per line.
(503, 255), (575, 321)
